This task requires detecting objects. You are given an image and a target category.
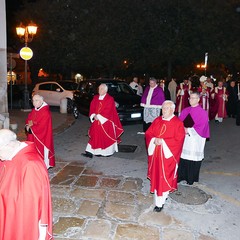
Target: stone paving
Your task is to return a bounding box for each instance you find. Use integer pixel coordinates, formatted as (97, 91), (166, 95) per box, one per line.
(49, 159), (215, 240)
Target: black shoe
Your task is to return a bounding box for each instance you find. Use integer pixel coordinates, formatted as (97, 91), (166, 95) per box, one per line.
(81, 152), (93, 158)
(153, 206), (163, 212)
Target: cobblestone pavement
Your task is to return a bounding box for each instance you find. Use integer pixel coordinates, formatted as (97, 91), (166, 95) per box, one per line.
(49, 159), (215, 240)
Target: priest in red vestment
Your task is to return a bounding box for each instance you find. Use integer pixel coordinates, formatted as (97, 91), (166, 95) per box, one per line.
(213, 80), (228, 123)
(145, 100), (185, 212)
(175, 77), (191, 116)
(82, 84), (124, 158)
(26, 94), (55, 168)
(0, 129), (53, 240)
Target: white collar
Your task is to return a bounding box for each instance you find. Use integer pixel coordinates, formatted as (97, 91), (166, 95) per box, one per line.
(162, 114), (175, 121)
(99, 94), (106, 100)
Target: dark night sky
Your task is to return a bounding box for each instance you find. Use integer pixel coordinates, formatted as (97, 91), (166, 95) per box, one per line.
(5, 0), (25, 48)
(6, 0), (21, 15)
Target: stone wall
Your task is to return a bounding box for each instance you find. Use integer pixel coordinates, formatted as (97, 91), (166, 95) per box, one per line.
(0, 0), (9, 129)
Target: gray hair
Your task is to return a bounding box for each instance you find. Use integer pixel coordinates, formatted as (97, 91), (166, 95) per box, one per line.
(99, 83), (108, 92)
(190, 92), (200, 98)
(149, 77), (157, 82)
(0, 129), (17, 148)
(33, 94), (44, 101)
(162, 100), (175, 110)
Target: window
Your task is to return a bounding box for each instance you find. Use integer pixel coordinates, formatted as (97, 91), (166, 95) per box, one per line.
(39, 83), (51, 91)
(51, 83), (62, 92)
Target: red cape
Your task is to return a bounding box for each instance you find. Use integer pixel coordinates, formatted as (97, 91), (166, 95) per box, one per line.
(0, 142), (53, 240)
(88, 94), (124, 151)
(145, 116), (185, 195)
(26, 104), (55, 167)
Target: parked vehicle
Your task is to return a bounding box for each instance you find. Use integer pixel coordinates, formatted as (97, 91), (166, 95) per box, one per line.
(32, 81), (78, 113)
(73, 79), (143, 123)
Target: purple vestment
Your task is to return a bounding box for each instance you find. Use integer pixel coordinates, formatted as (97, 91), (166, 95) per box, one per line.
(179, 105), (210, 138)
(141, 86), (165, 106)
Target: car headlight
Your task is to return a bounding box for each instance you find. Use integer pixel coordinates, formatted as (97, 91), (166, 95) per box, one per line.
(115, 101), (119, 108)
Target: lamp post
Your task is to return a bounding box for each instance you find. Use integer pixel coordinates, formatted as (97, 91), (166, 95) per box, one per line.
(196, 63), (207, 75)
(16, 22), (37, 110)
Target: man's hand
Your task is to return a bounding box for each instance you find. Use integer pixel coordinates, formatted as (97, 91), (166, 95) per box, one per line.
(28, 120), (33, 127)
(154, 138), (162, 145)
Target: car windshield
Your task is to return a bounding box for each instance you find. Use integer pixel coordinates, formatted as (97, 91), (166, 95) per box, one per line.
(106, 82), (135, 95)
(60, 82), (78, 90)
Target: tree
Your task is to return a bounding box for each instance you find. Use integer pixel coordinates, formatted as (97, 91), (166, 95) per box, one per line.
(9, 0), (240, 79)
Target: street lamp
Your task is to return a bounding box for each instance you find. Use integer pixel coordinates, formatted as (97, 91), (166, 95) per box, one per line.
(196, 63), (207, 75)
(16, 22), (37, 110)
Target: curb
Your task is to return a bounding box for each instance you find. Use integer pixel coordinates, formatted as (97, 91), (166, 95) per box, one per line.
(53, 115), (76, 136)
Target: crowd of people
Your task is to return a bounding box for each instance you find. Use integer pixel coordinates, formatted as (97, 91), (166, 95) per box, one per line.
(129, 75), (240, 125)
(129, 74), (239, 212)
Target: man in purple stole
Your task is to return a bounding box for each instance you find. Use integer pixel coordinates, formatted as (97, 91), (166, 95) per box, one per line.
(141, 78), (165, 132)
(177, 92), (210, 185)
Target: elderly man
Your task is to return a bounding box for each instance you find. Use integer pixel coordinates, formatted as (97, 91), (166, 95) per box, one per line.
(129, 76), (143, 96)
(26, 94), (55, 168)
(82, 84), (124, 158)
(145, 100), (185, 212)
(178, 92), (210, 185)
(129, 77), (139, 94)
(141, 77), (165, 132)
(0, 129), (53, 240)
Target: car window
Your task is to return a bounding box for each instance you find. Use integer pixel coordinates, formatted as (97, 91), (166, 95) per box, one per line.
(119, 83), (134, 94)
(78, 81), (135, 95)
(107, 83), (119, 95)
(60, 82), (78, 90)
(106, 82), (134, 94)
(86, 82), (96, 94)
(39, 83), (51, 91)
(51, 83), (62, 92)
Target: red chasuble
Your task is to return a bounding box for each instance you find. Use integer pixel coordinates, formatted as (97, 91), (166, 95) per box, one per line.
(88, 94), (124, 154)
(0, 142), (53, 240)
(175, 83), (191, 115)
(145, 116), (185, 196)
(26, 103), (55, 167)
(215, 87), (228, 118)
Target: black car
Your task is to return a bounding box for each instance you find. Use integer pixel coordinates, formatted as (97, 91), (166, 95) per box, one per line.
(73, 79), (143, 123)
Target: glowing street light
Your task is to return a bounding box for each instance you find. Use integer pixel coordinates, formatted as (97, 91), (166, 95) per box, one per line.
(196, 64), (206, 69)
(16, 21), (37, 110)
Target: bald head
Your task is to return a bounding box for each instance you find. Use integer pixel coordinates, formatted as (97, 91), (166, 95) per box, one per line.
(162, 100), (175, 119)
(98, 84), (108, 96)
(0, 129), (17, 148)
(0, 129), (20, 161)
(32, 94), (44, 108)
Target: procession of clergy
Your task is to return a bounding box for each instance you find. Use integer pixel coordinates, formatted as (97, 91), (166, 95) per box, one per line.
(84, 76), (212, 213)
(131, 74), (239, 212)
(0, 75), (238, 239)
